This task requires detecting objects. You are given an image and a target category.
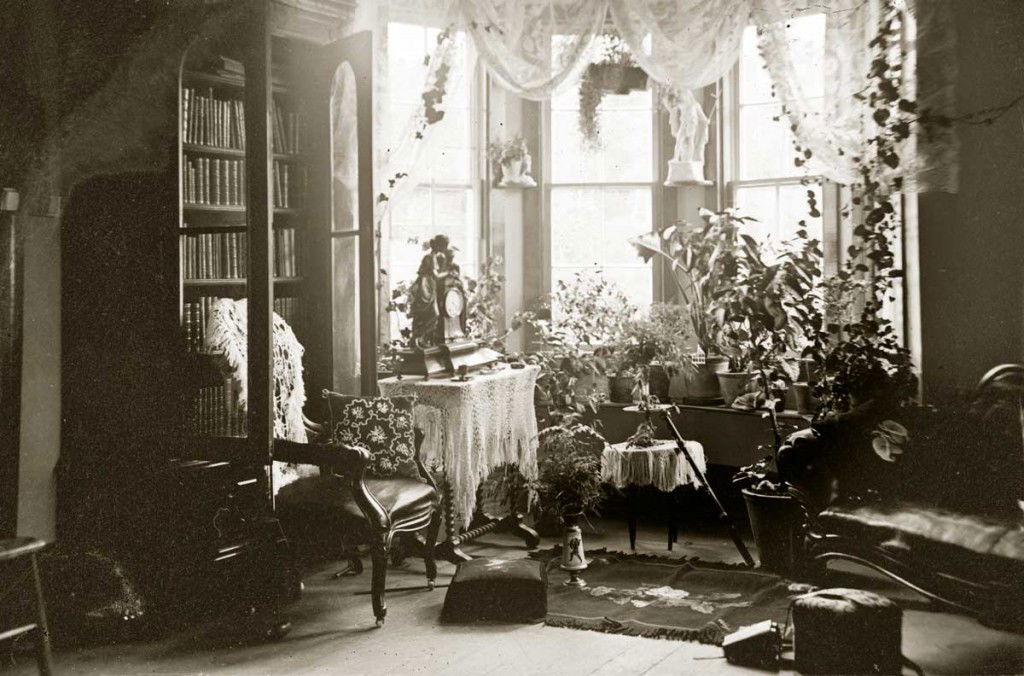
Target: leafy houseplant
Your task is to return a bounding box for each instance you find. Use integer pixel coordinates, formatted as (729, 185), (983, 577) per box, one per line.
(486, 134), (536, 187)
(731, 402), (807, 573)
(631, 208), (749, 402)
(532, 419), (607, 534)
(791, 2), (924, 417)
(578, 34), (648, 148)
(517, 270), (636, 409)
(710, 214), (822, 405)
(611, 303), (695, 403)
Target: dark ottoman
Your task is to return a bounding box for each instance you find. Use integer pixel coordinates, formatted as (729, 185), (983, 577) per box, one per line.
(441, 557), (547, 623)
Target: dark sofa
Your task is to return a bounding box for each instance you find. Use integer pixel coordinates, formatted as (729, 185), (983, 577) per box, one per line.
(778, 365), (1024, 627)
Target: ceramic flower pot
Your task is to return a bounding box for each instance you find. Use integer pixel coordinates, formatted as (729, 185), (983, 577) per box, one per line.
(678, 355), (730, 404)
(608, 374), (635, 403)
(573, 373), (608, 401)
(648, 364), (670, 402)
(742, 489), (803, 574)
(792, 382), (814, 414)
(717, 371), (752, 406)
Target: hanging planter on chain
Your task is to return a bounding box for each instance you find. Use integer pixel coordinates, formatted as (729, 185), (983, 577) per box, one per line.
(578, 35), (648, 149)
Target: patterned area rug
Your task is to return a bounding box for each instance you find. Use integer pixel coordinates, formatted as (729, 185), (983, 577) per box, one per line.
(532, 548), (812, 645)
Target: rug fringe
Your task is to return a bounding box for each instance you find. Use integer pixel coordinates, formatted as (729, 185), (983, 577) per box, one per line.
(544, 613), (729, 645)
(529, 546), (760, 573)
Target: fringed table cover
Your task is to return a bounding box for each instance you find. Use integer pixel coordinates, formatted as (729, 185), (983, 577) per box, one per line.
(601, 439), (706, 493)
(378, 365), (540, 529)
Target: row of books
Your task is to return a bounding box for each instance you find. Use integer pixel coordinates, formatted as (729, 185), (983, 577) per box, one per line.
(180, 228), (299, 280)
(183, 295), (303, 353)
(183, 156), (296, 208)
(273, 297), (301, 329)
(188, 379), (246, 437)
(181, 86), (300, 154)
(184, 296), (220, 352)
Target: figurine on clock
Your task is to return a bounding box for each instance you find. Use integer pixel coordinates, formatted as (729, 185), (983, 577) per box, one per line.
(397, 235), (500, 377)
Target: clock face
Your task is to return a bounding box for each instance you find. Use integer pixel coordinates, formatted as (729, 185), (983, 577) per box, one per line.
(444, 288), (464, 317)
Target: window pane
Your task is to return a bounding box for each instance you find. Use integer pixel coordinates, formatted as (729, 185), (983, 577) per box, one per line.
(739, 103), (788, 180)
(551, 186), (652, 306)
(734, 183), (823, 246)
(385, 22), (478, 290)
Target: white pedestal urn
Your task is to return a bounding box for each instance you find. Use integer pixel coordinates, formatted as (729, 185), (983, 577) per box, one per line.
(560, 512), (588, 587)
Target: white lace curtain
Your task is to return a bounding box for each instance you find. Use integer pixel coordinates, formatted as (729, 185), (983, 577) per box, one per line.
(380, 0), (957, 195)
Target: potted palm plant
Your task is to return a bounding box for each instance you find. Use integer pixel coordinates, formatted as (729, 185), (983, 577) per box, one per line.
(630, 208), (747, 403)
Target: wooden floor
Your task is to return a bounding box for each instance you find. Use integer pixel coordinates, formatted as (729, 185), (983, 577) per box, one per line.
(7, 519), (1024, 675)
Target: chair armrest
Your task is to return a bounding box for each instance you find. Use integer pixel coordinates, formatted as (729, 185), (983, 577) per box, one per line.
(778, 428), (836, 514)
(273, 438), (368, 477)
(302, 414), (327, 443)
(412, 428), (438, 491)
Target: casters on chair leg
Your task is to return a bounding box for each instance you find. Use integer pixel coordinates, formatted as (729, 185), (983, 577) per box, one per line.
(427, 579), (436, 591)
(375, 614), (386, 627)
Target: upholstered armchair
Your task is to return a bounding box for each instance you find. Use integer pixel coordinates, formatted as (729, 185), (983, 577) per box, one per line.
(275, 393), (442, 626)
(778, 365), (1024, 627)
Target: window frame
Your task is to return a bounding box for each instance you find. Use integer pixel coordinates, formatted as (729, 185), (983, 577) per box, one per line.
(539, 78), (664, 310)
(722, 39), (842, 277)
(381, 21), (488, 341)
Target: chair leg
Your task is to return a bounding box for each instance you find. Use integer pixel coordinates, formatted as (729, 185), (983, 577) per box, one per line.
(370, 536), (390, 627)
(424, 510), (441, 589)
(30, 554), (53, 676)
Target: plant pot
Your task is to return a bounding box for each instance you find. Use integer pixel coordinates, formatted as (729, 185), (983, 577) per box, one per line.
(599, 64), (648, 94)
(498, 156), (537, 188)
(608, 374), (635, 404)
(717, 371), (752, 406)
(792, 382), (814, 414)
(678, 355), (730, 404)
(798, 358), (820, 385)
(742, 489), (803, 574)
(648, 364), (670, 402)
(573, 373), (608, 402)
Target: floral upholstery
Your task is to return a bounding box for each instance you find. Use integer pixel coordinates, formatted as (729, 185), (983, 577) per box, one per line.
(324, 393), (419, 479)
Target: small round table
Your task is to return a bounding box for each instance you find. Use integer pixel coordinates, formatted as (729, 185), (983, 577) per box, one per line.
(601, 438), (706, 550)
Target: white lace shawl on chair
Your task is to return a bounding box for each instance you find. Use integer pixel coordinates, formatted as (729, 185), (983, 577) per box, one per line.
(204, 297), (308, 444)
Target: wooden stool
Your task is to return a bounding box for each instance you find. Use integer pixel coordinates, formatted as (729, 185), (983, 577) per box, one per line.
(1, 537), (53, 675)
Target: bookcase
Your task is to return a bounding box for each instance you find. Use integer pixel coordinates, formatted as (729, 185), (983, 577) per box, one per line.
(175, 27), (376, 441)
(178, 45), (309, 437)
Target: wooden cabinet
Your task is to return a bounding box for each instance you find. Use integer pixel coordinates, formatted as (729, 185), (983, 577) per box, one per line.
(176, 24), (376, 440)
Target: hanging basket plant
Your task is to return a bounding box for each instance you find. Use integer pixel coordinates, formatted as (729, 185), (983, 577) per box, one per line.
(578, 35), (648, 148)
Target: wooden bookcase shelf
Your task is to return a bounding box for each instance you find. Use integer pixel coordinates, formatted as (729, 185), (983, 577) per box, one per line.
(183, 277), (304, 286)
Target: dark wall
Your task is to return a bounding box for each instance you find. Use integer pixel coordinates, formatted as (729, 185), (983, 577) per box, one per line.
(918, 0), (1024, 399)
(60, 171), (192, 547)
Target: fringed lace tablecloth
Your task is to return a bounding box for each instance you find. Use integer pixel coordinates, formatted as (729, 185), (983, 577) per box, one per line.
(378, 365), (540, 529)
(602, 439), (706, 493)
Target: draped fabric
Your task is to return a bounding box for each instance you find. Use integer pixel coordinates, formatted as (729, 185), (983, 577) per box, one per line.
(378, 365), (541, 529)
(382, 0), (958, 194)
(459, 0), (606, 100)
(756, 0), (958, 192)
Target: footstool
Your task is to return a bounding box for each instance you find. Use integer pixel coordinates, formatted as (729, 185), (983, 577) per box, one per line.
(440, 557), (547, 623)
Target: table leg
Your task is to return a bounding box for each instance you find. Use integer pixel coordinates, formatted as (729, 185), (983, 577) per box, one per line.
(434, 470), (541, 563)
(627, 485), (638, 551)
(667, 490), (678, 551)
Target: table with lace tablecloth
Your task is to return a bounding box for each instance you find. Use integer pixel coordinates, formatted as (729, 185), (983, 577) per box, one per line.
(377, 364), (541, 561)
(601, 438), (706, 551)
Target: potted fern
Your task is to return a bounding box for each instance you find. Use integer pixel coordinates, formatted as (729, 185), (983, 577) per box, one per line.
(578, 34), (648, 148)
